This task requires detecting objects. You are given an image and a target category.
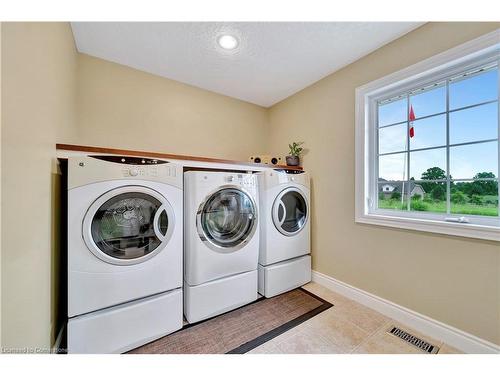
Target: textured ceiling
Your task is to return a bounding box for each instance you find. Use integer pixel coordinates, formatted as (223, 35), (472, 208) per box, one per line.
(71, 22), (423, 107)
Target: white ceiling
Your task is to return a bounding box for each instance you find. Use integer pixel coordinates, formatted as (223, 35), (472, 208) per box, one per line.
(71, 22), (423, 107)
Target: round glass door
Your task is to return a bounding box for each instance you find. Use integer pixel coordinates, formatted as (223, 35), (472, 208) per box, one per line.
(272, 187), (308, 236)
(83, 186), (175, 265)
(197, 188), (257, 252)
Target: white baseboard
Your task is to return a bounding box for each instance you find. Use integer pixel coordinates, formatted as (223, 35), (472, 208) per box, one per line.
(312, 270), (500, 354)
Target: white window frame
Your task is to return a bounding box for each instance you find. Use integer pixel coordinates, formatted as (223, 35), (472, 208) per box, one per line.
(355, 29), (500, 242)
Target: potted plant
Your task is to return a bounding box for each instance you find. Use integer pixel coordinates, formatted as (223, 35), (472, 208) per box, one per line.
(286, 142), (304, 166)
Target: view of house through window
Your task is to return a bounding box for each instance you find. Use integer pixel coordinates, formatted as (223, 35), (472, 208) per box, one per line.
(377, 63), (499, 217)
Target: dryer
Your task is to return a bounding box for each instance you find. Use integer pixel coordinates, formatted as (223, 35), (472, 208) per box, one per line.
(67, 156), (183, 353)
(258, 169), (311, 298)
(184, 171), (259, 323)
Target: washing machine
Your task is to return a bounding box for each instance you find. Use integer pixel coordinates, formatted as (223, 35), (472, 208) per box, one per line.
(258, 169), (311, 298)
(184, 171), (259, 323)
(67, 155), (183, 353)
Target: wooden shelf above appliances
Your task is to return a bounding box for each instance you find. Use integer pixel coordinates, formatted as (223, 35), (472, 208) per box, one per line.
(56, 144), (303, 172)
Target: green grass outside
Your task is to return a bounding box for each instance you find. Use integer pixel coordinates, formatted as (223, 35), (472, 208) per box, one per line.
(378, 198), (498, 216)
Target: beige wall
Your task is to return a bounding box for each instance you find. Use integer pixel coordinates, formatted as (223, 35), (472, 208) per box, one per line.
(268, 22), (500, 345)
(1, 22), (78, 350)
(76, 54), (269, 160)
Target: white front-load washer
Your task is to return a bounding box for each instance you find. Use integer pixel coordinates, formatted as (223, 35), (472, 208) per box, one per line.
(184, 171), (259, 323)
(67, 155), (183, 353)
(258, 169), (311, 298)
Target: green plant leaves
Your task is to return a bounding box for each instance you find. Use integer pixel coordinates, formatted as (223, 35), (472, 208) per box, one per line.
(288, 141), (304, 157)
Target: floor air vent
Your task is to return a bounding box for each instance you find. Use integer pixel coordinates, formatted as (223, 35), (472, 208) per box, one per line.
(387, 326), (440, 354)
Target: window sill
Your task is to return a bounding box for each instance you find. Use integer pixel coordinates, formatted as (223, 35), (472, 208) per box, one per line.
(355, 212), (500, 242)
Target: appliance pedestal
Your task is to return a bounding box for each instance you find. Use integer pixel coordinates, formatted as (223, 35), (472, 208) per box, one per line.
(184, 270), (258, 323)
(67, 288), (182, 353)
(258, 255), (311, 298)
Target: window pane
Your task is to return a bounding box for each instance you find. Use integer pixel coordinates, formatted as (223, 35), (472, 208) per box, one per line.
(450, 102), (498, 145)
(409, 84), (446, 118)
(410, 114), (446, 150)
(409, 180), (447, 213)
(379, 153), (406, 181)
(449, 68), (498, 110)
(450, 142), (498, 180)
(410, 148), (446, 181)
(451, 181), (498, 217)
(378, 181), (408, 211)
(379, 98), (407, 126)
(379, 124), (407, 154)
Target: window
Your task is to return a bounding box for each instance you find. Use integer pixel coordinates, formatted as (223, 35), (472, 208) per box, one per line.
(355, 30), (500, 241)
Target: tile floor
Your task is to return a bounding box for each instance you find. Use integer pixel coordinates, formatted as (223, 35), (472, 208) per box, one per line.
(247, 282), (462, 354)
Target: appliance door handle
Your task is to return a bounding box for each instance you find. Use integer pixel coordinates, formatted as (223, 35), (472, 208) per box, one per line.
(153, 205), (167, 242)
(278, 200), (287, 226)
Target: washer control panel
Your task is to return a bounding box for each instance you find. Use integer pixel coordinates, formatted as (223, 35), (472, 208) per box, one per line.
(90, 155), (168, 165)
(199, 172), (257, 190)
(69, 156), (182, 189)
(121, 165), (177, 178)
(265, 169), (309, 188)
(223, 173), (256, 187)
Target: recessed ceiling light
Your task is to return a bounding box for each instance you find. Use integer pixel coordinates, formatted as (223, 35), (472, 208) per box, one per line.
(217, 34), (239, 50)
